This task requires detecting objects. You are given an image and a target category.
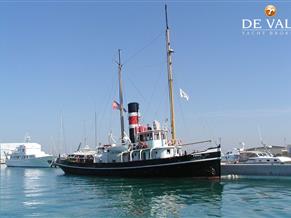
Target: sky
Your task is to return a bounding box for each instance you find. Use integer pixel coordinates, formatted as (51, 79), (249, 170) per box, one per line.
(0, 0), (291, 153)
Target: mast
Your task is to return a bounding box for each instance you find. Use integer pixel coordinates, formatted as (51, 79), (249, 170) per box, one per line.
(117, 49), (125, 143)
(94, 111), (97, 147)
(165, 5), (176, 143)
(60, 112), (66, 153)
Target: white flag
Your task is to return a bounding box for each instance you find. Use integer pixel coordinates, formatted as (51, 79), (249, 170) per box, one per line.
(179, 88), (189, 101)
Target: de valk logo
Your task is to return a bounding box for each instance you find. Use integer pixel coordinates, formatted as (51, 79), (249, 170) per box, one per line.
(242, 5), (291, 36)
(265, 5), (276, 17)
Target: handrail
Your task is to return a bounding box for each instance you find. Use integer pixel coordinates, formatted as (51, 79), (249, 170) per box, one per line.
(179, 140), (212, 146)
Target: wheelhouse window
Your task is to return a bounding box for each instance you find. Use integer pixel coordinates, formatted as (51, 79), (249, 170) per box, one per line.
(139, 134), (145, 142)
(161, 132), (166, 140)
(146, 133), (153, 141)
(154, 133), (160, 140)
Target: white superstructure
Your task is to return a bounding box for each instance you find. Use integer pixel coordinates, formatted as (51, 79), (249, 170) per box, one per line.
(5, 143), (53, 168)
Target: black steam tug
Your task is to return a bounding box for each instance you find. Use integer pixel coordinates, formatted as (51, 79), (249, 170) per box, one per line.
(55, 6), (221, 178)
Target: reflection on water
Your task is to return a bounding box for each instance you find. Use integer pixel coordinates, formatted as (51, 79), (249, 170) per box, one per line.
(1, 166), (58, 217)
(0, 165), (223, 217)
(66, 177), (224, 217)
(2, 165), (291, 217)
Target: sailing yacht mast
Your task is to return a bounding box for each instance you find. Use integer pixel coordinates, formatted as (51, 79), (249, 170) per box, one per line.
(165, 5), (176, 143)
(117, 49), (125, 143)
(94, 111), (97, 147)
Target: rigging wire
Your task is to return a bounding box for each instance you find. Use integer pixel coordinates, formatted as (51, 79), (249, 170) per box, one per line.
(123, 31), (163, 66)
(125, 66), (161, 103)
(108, 73), (118, 137)
(125, 71), (148, 101)
(153, 85), (168, 122)
(96, 61), (118, 143)
(174, 73), (187, 138)
(144, 68), (165, 116)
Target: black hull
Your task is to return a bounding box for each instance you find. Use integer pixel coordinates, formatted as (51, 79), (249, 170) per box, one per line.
(56, 150), (221, 178)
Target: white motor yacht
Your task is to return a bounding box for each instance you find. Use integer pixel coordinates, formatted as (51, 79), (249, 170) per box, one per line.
(222, 148), (291, 176)
(5, 143), (53, 168)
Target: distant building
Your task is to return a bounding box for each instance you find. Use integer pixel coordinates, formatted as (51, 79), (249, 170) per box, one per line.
(0, 143), (24, 163)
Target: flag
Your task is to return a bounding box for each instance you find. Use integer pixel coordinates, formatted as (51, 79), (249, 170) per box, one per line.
(112, 100), (127, 112)
(179, 88), (189, 101)
(112, 100), (119, 110)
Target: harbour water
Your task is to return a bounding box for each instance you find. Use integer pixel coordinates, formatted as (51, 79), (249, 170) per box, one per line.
(1, 165), (291, 217)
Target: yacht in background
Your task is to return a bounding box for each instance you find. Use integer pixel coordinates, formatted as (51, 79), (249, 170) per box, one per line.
(222, 144), (291, 176)
(63, 143), (96, 164)
(5, 137), (54, 168)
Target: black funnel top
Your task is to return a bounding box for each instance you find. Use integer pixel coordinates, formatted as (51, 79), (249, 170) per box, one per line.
(128, 102), (139, 113)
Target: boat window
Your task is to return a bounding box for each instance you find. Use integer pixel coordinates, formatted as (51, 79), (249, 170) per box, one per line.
(267, 159), (270, 162)
(154, 133), (160, 140)
(249, 153), (257, 158)
(167, 149), (170, 154)
(274, 159), (278, 162)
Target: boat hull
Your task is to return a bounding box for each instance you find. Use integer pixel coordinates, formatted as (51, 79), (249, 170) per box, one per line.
(6, 156), (53, 168)
(55, 150), (221, 178)
(222, 163), (291, 176)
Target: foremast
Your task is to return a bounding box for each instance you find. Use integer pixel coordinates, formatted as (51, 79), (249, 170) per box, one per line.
(165, 5), (176, 144)
(117, 49), (125, 143)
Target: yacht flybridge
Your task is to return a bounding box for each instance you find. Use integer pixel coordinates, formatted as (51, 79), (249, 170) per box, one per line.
(55, 5), (221, 178)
